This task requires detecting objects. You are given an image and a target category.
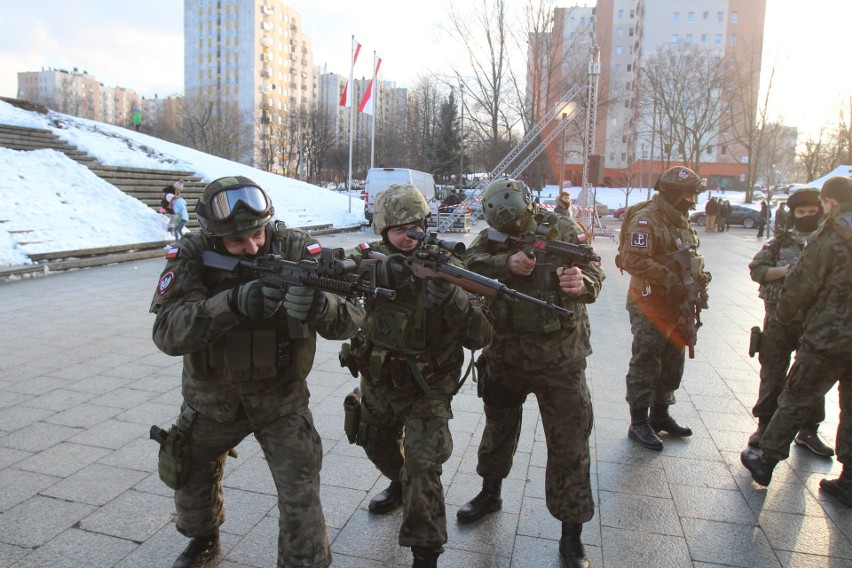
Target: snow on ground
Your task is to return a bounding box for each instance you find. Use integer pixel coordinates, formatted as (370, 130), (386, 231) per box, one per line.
(0, 100), (366, 267)
(539, 184), (754, 212)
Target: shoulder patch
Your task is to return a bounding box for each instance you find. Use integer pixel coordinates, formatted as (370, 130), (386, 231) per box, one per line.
(762, 242), (772, 249)
(577, 232), (588, 242)
(305, 242), (322, 256)
(638, 218), (648, 227)
(630, 232), (649, 248)
(166, 246), (180, 259)
(358, 242), (371, 252)
(157, 270), (177, 296)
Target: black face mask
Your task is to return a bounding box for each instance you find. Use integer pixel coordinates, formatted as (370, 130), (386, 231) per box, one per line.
(793, 214), (820, 233)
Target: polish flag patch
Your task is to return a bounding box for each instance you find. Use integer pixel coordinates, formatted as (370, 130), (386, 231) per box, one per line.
(166, 246), (180, 259)
(638, 218), (649, 227)
(578, 233), (588, 242)
(306, 243), (322, 256)
(358, 242), (371, 252)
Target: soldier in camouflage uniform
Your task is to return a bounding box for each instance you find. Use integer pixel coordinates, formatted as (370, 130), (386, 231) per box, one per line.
(150, 176), (364, 568)
(747, 188), (834, 457)
(617, 166), (711, 451)
(741, 176), (852, 507)
(458, 178), (604, 568)
(342, 184), (493, 568)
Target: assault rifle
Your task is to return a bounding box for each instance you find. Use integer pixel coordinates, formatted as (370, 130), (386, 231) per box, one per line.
(658, 247), (710, 359)
(202, 248), (396, 301)
(362, 229), (573, 319)
(486, 217), (600, 291)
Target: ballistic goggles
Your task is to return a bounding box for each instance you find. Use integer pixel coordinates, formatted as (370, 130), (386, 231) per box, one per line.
(206, 185), (271, 221)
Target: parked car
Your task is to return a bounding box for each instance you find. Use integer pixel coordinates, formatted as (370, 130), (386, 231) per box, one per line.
(690, 205), (763, 228)
(613, 207), (626, 220)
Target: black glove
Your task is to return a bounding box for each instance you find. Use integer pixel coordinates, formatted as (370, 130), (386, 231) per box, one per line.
(425, 278), (453, 306)
(284, 286), (325, 321)
(230, 280), (282, 320)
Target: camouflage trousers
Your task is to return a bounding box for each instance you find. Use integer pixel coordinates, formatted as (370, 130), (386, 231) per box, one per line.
(753, 305), (825, 425)
(625, 296), (684, 408)
(175, 405), (330, 568)
(358, 367), (456, 549)
(476, 356), (594, 524)
(761, 351), (851, 464)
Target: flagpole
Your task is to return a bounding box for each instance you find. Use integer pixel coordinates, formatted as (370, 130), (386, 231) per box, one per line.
(370, 51), (377, 169)
(347, 35), (355, 213)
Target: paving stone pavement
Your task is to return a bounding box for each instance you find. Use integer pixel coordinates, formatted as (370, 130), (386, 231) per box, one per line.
(0, 219), (848, 567)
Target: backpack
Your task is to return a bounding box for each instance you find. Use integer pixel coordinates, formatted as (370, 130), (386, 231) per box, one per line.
(161, 188), (174, 213)
(615, 200), (653, 272)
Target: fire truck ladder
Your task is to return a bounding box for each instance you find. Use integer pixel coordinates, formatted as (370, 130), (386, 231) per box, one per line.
(435, 84), (583, 233)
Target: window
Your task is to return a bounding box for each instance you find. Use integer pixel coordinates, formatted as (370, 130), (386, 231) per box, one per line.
(627, 64), (632, 72)
(609, 152), (615, 161)
(730, 34), (737, 46)
(616, 46), (622, 56)
(616, 28), (623, 37)
(732, 11), (739, 23)
(717, 11), (724, 22)
(615, 63), (622, 72)
(630, 10), (635, 18)
(707, 146), (714, 154)
(672, 34), (678, 44)
(617, 9), (624, 19)
(701, 33), (707, 42)
(721, 145), (728, 155)
(622, 135), (627, 143)
(625, 81), (631, 90)
(687, 11), (694, 23)
(715, 34), (722, 45)
(703, 11), (709, 20)
(570, 31), (575, 39)
(629, 27), (634, 36)
(628, 46), (633, 55)
(673, 11), (680, 23)
(624, 99), (630, 107)
(686, 34), (693, 44)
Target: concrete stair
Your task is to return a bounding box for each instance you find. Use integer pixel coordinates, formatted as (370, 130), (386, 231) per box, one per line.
(0, 123), (98, 165)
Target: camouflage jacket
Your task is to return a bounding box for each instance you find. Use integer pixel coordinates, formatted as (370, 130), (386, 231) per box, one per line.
(749, 228), (814, 304)
(777, 201), (852, 358)
(150, 223), (364, 423)
(343, 240), (493, 389)
(618, 193), (709, 296)
(462, 206), (604, 368)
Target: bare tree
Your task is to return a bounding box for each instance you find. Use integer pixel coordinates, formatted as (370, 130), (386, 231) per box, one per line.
(829, 96), (852, 167)
(637, 45), (729, 174)
(304, 104), (337, 184)
(797, 127), (834, 182)
(177, 95), (253, 163)
(256, 101), (286, 173)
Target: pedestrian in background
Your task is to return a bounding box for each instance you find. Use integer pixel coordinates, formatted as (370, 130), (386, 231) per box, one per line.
(705, 196), (719, 232)
(757, 201), (771, 238)
(741, 176), (852, 508)
(170, 187), (189, 242)
(774, 202), (788, 231)
(131, 108), (142, 132)
(554, 191), (573, 217)
(150, 176), (364, 568)
(459, 178), (603, 568)
(746, 188), (833, 457)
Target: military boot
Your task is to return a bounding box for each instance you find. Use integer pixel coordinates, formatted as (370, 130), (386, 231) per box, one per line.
(173, 531), (219, 568)
(559, 523), (590, 568)
(748, 416), (770, 448)
(456, 477), (502, 523)
(649, 402), (693, 437)
(794, 425), (835, 458)
(628, 406), (663, 451)
(819, 467), (852, 507)
(411, 546), (442, 568)
(740, 447), (778, 487)
(369, 480), (403, 514)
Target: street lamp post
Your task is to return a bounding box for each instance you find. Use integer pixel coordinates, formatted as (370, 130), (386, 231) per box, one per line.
(559, 111), (568, 192)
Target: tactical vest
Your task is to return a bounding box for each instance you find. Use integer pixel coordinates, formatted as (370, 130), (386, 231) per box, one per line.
(192, 222), (310, 383)
(758, 232), (806, 303)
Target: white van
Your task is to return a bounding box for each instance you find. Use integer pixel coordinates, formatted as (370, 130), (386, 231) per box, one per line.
(363, 168), (437, 222)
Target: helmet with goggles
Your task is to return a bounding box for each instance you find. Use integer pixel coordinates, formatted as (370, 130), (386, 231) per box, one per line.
(196, 176), (274, 237)
(654, 166), (706, 194)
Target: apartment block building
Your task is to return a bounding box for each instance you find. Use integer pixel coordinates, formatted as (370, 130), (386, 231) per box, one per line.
(17, 68), (140, 128)
(184, 0), (314, 167)
(540, 0), (767, 189)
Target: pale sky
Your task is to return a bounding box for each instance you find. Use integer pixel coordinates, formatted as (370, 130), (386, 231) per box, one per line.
(0, 0), (848, 140)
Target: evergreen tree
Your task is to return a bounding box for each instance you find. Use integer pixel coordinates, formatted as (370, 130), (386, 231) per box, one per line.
(429, 91), (463, 182)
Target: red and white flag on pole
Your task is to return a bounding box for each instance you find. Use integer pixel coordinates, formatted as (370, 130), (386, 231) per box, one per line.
(358, 55), (382, 115)
(339, 37), (362, 107)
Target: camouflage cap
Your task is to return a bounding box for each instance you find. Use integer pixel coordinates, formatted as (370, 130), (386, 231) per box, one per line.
(654, 166), (706, 193)
(372, 184), (431, 234)
(786, 187), (821, 211)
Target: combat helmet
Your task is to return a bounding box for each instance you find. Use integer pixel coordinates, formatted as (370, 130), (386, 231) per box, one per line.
(372, 184), (431, 235)
(482, 177), (533, 228)
(195, 176), (274, 238)
(654, 166), (706, 194)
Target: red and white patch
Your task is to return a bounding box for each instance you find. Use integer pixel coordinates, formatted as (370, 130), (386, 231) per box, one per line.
(577, 233), (588, 242)
(762, 242), (772, 249)
(157, 270), (176, 296)
(166, 246), (180, 259)
(638, 218), (648, 227)
(358, 242), (371, 252)
(305, 243), (322, 256)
